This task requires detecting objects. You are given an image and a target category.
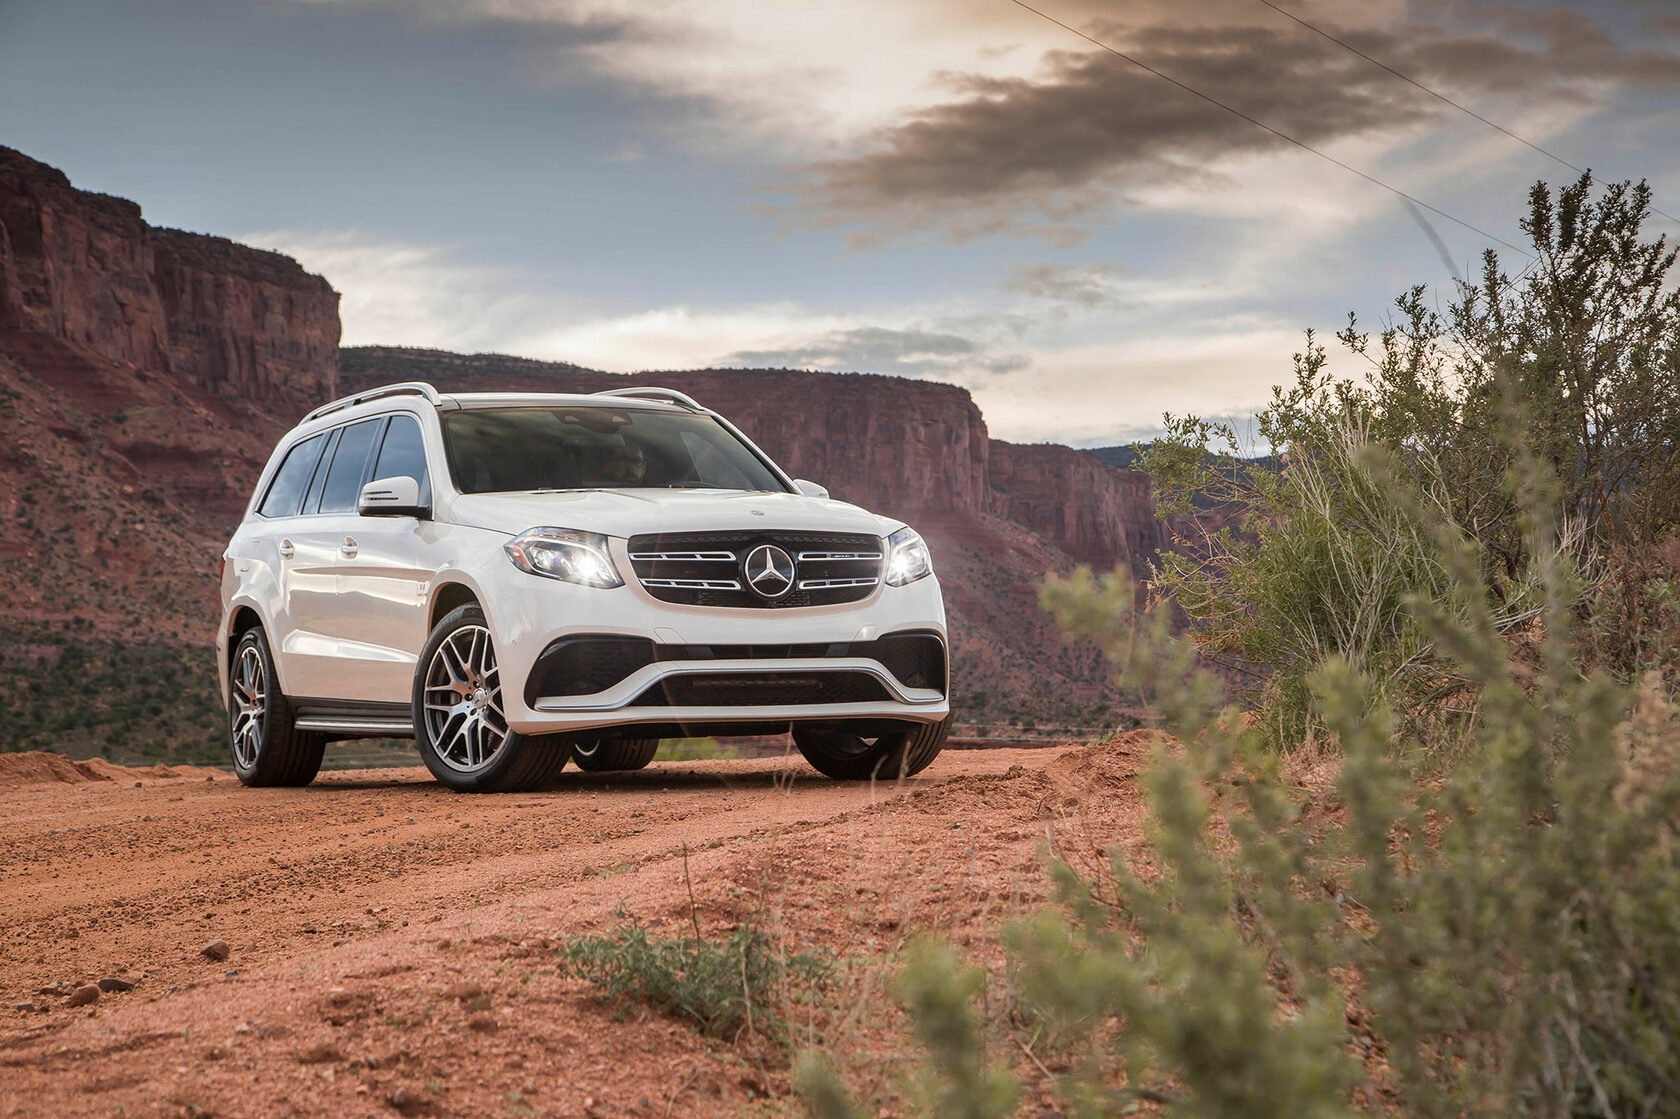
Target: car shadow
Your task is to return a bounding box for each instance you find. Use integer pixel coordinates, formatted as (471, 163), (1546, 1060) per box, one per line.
(310, 760), (930, 796)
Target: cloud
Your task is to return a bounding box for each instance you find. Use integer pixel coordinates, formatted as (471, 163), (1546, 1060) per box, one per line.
(961, 325), (1306, 445)
(780, 3), (1680, 238)
(239, 230), (549, 352)
(1002, 261), (1128, 307)
(294, 0), (1077, 149)
(723, 325), (1027, 379)
(249, 227), (1031, 381)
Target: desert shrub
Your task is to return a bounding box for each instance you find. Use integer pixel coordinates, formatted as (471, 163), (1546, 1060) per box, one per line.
(801, 457), (1680, 1117)
(557, 921), (833, 1042)
(1145, 176), (1680, 740)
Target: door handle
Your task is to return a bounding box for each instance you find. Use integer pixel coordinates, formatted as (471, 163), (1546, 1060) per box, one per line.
(278, 539), (295, 559)
(341, 536), (359, 559)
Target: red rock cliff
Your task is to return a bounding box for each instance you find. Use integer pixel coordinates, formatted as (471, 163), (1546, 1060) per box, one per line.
(987, 440), (1162, 569)
(0, 146), (339, 408)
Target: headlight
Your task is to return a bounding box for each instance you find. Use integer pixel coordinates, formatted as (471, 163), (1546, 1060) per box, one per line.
(883, 526), (932, 586)
(504, 528), (623, 588)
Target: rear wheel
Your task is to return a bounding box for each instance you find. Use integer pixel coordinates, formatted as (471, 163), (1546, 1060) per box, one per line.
(792, 717), (950, 781)
(414, 605), (569, 792)
(570, 737), (660, 773)
(228, 627), (325, 787)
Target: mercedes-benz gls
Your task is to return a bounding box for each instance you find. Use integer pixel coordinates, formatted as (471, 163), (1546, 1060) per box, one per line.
(217, 382), (950, 792)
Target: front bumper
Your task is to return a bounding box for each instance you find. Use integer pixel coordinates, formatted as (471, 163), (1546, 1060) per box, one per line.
(481, 552), (949, 736)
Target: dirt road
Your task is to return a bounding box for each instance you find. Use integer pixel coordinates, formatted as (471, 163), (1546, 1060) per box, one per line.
(0, 742), (1148, 1117)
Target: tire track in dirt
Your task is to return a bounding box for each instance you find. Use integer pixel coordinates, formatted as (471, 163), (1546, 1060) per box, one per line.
(0, 741), (1151, 1117)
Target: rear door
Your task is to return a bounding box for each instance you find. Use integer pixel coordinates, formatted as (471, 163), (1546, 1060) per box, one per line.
(247, 431), (330, 694)
(282, 417), (384, 700)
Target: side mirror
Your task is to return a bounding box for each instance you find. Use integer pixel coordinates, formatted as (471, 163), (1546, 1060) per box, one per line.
(794, 479), (829, 500)
(359, 476), (428, 518)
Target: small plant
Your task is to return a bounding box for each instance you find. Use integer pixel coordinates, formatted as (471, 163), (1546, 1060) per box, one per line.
(654, 736), (738, 762)
(557, 921), (833, 1042)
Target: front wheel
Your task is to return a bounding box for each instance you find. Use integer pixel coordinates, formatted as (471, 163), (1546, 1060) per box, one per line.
(793, 717), (950, 781)
(570, 738), (660, 773)
(228, 627), (324, 787)
(413, 605), (569, 792)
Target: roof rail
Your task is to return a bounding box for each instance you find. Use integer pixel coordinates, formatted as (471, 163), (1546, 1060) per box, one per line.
(303, 382), (443, 423)
(593, 386), (704, 411)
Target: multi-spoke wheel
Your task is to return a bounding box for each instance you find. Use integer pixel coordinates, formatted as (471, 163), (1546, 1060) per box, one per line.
(228, 627), (324, 787)
(422, 623), (510, 774)
(412, 605), (570, 792)
(792, 717), (950, 781)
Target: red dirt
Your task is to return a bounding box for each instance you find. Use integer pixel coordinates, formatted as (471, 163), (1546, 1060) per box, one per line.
(0, 741), (1154, 1118)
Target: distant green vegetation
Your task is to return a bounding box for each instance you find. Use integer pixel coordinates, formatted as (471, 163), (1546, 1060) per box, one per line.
(654, 736), (738, 762)
(0, 623), (226, 764)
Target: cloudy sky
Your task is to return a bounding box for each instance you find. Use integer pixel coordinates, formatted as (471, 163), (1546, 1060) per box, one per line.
(3, 0), (1678, 444)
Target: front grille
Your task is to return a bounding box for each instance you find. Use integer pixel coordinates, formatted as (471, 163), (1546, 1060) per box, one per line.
(630, 672), (893, 707)
(628, 531), (882, 608)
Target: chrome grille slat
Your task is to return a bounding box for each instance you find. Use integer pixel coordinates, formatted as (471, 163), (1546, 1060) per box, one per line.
(629, 551), (737, 562)
(798, 577), (880, 590)
(642, 577), (743, 590)
(796, 551), (882, 561)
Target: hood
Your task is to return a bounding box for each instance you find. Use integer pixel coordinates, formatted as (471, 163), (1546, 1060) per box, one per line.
(444, 489), (897, 539)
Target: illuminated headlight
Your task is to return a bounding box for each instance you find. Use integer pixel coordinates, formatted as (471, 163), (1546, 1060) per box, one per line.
(504, 528), (623, 588)
(883, 526), (932, 587)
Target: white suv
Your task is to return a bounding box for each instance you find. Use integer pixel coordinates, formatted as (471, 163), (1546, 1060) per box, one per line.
(218, 382), (950, 792)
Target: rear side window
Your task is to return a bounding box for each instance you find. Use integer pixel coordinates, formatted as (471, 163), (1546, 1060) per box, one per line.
(301, 427), (341, 515)
(372, 415), (431, 504)
(257, 434), (327, 518)
(318, 420), (383, 514)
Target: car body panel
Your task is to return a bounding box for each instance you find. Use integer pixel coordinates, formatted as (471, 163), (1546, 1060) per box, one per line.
(218, 385), (949, 744)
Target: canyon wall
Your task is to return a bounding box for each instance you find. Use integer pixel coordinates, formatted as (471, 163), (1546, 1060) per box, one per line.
(988, 440), (1162, 569)
(0, 145), (340, 409)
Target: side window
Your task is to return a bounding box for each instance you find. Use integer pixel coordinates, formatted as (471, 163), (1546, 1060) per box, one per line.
(317, 419), (383, 514)
(301, 427), (341, 516)
(257, 434), (327, 518)
(371, 414), (432, 505)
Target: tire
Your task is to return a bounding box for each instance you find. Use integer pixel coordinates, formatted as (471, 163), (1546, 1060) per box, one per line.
(570, 737), (660, 773)
(228, 627), (325, 787)
(793, 717), (950, 781)
(413, 605), (570, 793)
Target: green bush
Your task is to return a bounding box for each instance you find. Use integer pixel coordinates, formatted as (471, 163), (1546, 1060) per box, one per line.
(804, 501), (1680, 1117)
(557, 921), (833, 1043)
(1144, 176), (1680, 742)
(799, 177), (1680, 1119)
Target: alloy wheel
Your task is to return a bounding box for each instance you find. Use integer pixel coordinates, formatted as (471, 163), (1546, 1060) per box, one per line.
(230, 643), (267, 769)
(422, 624), (510, 773)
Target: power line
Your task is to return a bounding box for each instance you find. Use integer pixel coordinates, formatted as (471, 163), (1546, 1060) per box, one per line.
(1247, 0), (1680, 228)
(1003, 0), (1533, 256)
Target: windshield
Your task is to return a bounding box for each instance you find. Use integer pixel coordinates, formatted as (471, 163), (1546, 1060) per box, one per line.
(441, 406), (789, 495)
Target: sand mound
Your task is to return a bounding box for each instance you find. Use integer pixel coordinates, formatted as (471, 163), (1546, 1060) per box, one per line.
(76, 758), (229, 782)
(0, 751), (113, 787)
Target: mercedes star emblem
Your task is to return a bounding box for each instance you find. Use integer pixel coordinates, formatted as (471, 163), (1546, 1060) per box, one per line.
(742, 543), (796, 599)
